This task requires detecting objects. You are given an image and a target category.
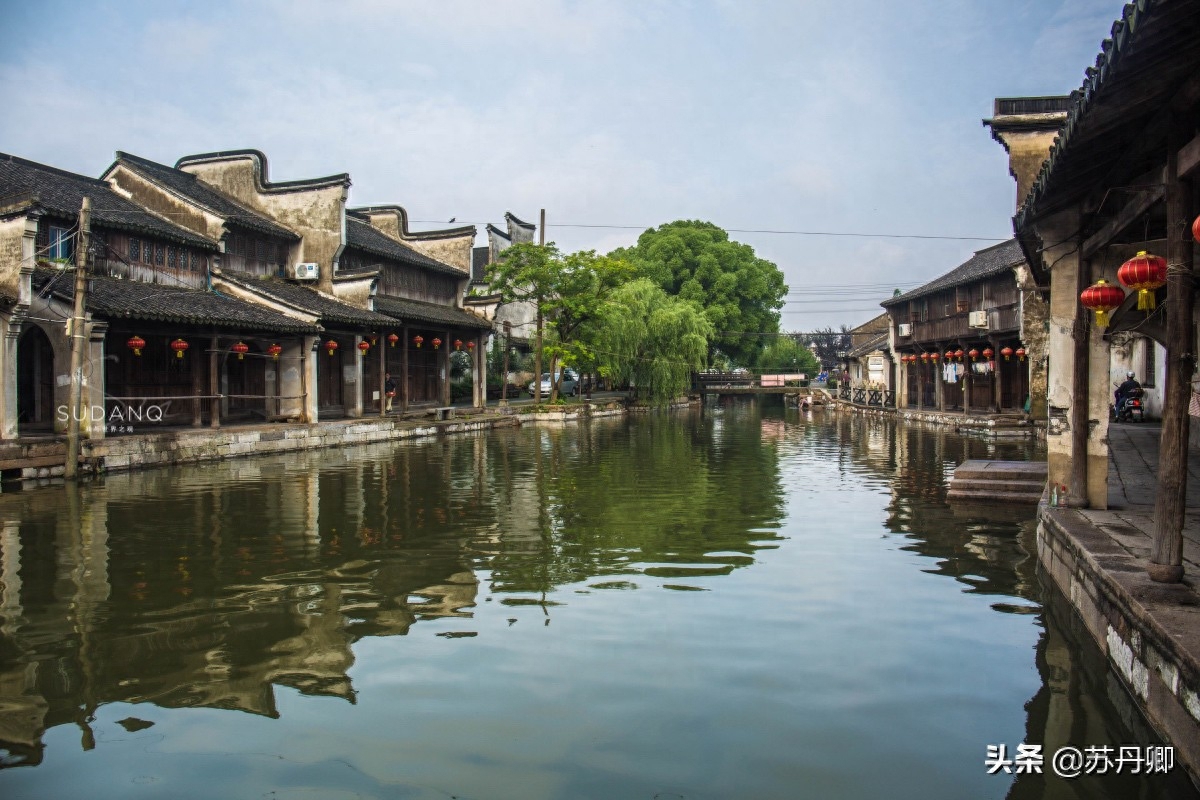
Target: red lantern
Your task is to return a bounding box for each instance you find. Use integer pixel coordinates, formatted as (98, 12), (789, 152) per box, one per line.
(1117, 250), (1167, 311)
(126, 335), (146, 356)
(413, 335), (424, 348)
(358, 340), (371, 356)
(454, 339), (463, 351)
(968, 349), (979, 361)
(231, 342), (249, 360)
(1192, 214), (1200, 243)
(170, 338), (189, 359)
(388, 333), (399, 348)
(467, 341), (475, 351)
(982, 348), (994, 360)
(920, 353), (929, 362)
(1016, 347), (1026, 361)
(267, 343), (283, 360)
(1080, 279), (1125, 327)
(1000, 347), (1013, 361)
(431, 337), (442, 350)
(931, 352), (940, 362)
(954, 349), (964, 361)
(945, 350), (955, 361)
(325, 339), (339, 356)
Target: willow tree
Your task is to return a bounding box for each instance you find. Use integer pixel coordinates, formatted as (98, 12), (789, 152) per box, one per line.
(611, 220), (787, 367)
(597, 278), (712, 405)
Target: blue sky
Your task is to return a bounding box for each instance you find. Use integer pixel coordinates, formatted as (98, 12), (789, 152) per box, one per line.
(1, 0), (1121, 330)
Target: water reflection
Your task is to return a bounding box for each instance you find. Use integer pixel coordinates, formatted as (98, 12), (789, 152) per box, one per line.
(0, 409), (785, 769)
(0, 402), (1195, 798)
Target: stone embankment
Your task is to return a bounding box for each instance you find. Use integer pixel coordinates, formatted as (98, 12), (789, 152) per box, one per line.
(2, 398), (676, 487)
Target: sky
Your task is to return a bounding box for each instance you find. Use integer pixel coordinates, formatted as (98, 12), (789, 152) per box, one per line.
(1, 0), (1123, 331)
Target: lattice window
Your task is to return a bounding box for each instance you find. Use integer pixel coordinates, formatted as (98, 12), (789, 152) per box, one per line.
(167, 246), (177, 269)
(129, 238), (141, 261)
(155, 243), (165, 266)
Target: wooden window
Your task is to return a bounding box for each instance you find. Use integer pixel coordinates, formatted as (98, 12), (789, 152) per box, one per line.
(167, 246), (176, 269)
(154, 243), (165, 266)
(129, 238), (140, 261)
(47, 224), (74, 261)
(255, 239), (266, 261)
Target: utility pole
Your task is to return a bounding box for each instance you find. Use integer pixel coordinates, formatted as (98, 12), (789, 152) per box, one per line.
(65, 197), (91, 480)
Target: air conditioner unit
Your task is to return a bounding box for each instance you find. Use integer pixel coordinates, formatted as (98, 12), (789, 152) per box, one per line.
(293, 262), (319, 281)
(897, 323), (912, 337)
(968, 310), (988, 328)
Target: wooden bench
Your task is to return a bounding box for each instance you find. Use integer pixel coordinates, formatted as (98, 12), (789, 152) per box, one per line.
(432, 407), (455, 421)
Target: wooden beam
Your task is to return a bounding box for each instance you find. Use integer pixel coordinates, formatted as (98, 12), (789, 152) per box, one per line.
(1179, 131), (1200, 179)
(1081, 170), (1164, 259)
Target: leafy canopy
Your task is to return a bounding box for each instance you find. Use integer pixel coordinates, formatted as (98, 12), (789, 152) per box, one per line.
(612, 221), (787, 367)
(755, 336), (820, 375)
(597, 278), (713, 406)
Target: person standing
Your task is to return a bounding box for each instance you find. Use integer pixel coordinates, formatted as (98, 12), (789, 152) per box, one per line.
(384, 372), (397, 413)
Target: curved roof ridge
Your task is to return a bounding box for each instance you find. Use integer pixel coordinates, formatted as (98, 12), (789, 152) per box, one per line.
(175, 149), (350, 193)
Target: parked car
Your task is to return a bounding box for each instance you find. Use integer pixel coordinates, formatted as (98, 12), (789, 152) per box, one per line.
(528, 370), (579, 397)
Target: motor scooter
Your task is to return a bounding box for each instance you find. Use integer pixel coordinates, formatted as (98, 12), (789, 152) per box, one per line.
(1114, 386), (1144, 423)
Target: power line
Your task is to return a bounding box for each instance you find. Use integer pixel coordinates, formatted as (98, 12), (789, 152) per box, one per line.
(413, 220), (1010, 243)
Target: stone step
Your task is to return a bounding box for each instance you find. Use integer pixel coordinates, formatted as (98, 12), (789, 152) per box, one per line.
(947, 478), (1046, 493)
(947, 488), (1044, 504)
(952, 459), (1047, 482)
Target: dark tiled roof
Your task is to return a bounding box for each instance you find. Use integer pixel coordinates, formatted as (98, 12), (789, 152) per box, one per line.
(881, 239), (1023, 307)
(848, 332), (888, 358)
(222, 271), (397, 328)
(31, 269), (317, 333)
(374, 295), (492, 330)
(344, 216), (465, 277)
(114, 152), (298, 240)
(0, 153), (215, 249)
(1015, 0), (1200, 229)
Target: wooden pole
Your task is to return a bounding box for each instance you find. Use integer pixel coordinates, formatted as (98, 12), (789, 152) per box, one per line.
(535, 209), (545, 405)
(378, 333), (386, 416)
(1150, 119), (1195, 582)
(65, 197), (91, 480)
(209, 335), (220, 429)
(401, 325), (409, 413)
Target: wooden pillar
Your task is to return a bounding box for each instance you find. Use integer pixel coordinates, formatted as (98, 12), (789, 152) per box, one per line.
(935, 350), (945, 411)
(1150, 120), (1195, 583)
(963, 350), (972, 415)
(209, 335), (220, 429)
(441, 328), (452, 406)
(378, 333), (386, 416)
(192, 347), (204, 426)
(991, 338), (1003, 412)
(401, 325), (410, 413)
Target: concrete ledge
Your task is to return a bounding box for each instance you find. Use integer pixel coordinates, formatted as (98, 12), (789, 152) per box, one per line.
(1038, 506), (1200, 784)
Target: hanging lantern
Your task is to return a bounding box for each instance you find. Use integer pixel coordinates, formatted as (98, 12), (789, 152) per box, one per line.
(325, 339), (339, 356)
(467, 341), (475, 351)
(945, 349), (955, 362)
(982, 348), (994, 360)
(357, 340), (371, 356)
(126, 335), (146, 356)
(1117, 250), (1167, 311)
(931, 352), (940, 362)
(267, 343), (283, 360)
(968, 348), (979, 361)
(231, 342), (249, 360)
(954, 349), (965, 361)
(413, 335), (424, 348)
(920, 353), (929, 362)
(1192, 213), (1200, 243)
(1000, 346), (1013, 361)
(431, 337), (442, 350)
(1016, 347), (1026, 361)
(1079, 279), (1126, 327)
(453, 339), (463, 351)
(170, 338), (189, 359)
(388, 333), (400, 348)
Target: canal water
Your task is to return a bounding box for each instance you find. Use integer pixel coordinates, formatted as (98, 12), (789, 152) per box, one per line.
(0, 400), (1195, 799)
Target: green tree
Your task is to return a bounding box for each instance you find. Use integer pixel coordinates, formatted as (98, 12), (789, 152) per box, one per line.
(755, 336), (820, 375)
(597, 278), (712, 406)
(612, 221), (787, 367)
(488, 243), (633, 402)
